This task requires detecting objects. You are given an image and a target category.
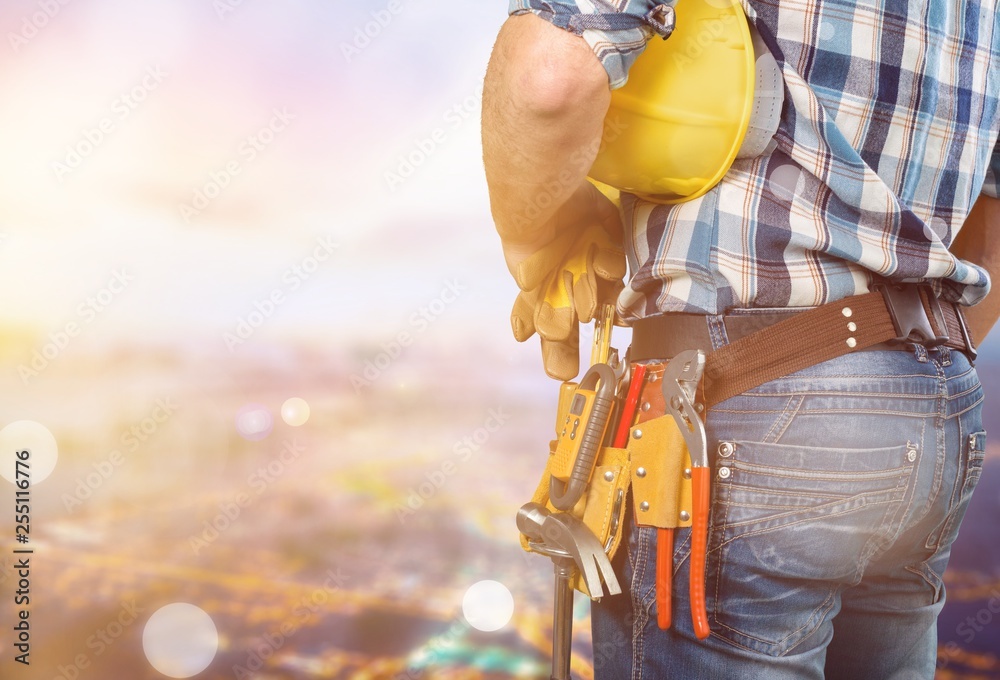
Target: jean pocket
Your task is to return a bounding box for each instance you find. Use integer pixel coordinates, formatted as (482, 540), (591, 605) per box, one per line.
(707, 439), (917, 655)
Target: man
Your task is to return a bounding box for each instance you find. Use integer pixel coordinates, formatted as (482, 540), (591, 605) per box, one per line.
(483, 0), (1000, 677)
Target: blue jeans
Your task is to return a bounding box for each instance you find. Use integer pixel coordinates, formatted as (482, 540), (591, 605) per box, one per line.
(592, 342), (985, 679)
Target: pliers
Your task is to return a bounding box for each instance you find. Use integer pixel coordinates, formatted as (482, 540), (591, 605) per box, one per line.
(658, 350), (710, 640)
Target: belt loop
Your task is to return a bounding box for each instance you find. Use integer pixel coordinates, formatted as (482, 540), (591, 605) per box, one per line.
(707, 315), (729, 351)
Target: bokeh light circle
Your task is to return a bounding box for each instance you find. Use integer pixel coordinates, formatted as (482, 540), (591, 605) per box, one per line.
(235, 403), (272, 441)
(281, 397), (310, 427)
(462, 580), (514, 632)
(142, 603), (219, 678)
(768, 164), (802, 203)
(0, 421), (58, 485)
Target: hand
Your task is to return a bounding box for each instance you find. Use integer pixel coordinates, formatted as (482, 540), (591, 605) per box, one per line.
(504, 182), (627, 380)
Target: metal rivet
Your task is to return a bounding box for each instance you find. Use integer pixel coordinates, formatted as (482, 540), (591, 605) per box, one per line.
(636, 467), (647, 478)
(847, 322), (857, 332)
(718, 467), (731, 480)
(846, 337), (857, 348)
(679, 511), (691, 522)
(906, 450), (917, 463)
(561, 429), (566, 436)
(565, 416), (571, 423)
(574, 419), (580, 426)
(683, 468), (692, 479)
(640, 501), (650, 512)
(569, 432), (576, 440)
(842, 307), (853, 318)
(633, 429), (644, 440)
(641, 402), (651, 412)
(718, 442), (734, 457)
(604, 471), (615, 482)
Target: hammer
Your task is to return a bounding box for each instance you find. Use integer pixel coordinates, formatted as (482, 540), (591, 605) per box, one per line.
(517, 502), (621, 680)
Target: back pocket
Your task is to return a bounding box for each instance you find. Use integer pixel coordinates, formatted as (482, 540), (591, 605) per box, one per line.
(707, 439), (918, 655)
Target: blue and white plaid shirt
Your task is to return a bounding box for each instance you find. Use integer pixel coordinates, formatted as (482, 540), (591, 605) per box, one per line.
(509, 0), (1000, 318)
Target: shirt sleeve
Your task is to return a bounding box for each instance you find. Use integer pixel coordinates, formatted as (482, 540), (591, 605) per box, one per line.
(508, 0), (665, 89)
(983, 136), (1000, 198)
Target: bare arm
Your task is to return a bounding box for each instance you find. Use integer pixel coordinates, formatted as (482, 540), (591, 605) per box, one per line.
(482, 13), (613, 259)
(950, 194), (1000, 344)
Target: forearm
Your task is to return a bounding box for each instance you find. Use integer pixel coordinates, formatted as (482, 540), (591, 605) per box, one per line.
(951, 194), (1000, 344)
(482, 13), (611, 246)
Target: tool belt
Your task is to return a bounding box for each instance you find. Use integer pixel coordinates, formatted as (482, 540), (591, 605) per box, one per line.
(522, 283), (976, 639)
(521, 390), (695, 594)
(630, 282), (976, 408)
(521, 284), (976, 592)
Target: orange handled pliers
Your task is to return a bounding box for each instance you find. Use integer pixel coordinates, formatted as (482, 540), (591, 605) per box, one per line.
(658, 350), (710, 640)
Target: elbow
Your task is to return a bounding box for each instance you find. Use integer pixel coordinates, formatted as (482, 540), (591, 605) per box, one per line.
(486, 14), (611, 120)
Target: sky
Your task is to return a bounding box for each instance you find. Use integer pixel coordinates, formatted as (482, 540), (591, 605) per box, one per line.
(0, 0), (512, 345)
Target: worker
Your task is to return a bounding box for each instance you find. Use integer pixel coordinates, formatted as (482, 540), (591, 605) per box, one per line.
(482, 0), (1000, 677)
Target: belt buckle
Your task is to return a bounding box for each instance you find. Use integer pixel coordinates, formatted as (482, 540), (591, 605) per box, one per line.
(875, 283), (948, 348)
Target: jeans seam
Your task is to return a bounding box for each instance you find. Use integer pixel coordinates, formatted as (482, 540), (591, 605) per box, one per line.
(946, 394), (985, 420)
(631, 527), (649, 680)
(732, 462), (911, 481)
(765, 394), (803, 443)
(713, 497), (904, 551)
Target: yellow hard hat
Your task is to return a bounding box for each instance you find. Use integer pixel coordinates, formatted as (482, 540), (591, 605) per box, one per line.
(589, 0), (758, 204)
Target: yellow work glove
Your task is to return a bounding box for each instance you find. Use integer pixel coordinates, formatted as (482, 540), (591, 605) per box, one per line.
(507, 196), (626, 380)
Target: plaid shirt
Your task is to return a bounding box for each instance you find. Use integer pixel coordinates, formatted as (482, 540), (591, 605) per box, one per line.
(508, 0), (1000, 317)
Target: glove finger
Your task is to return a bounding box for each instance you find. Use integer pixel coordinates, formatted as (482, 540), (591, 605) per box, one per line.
(510, 289), (539, 343)
(592, 244), (628, 282)
(535, 298), (576, 343)
(540, 334), (580, 381)
(573, 266), (600, 324)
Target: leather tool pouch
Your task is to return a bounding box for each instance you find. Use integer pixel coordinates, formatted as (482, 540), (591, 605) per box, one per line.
(628, 414), (693, 531)
(521, 378), (693, 595)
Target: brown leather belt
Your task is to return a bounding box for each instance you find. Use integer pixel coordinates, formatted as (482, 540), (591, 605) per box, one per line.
(629, 284), (976, 409)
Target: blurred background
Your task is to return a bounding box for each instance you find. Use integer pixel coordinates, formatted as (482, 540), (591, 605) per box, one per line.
(0, 1), (997, 678)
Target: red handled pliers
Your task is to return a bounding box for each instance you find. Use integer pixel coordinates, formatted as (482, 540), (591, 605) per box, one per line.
(658, 350), (710, 640)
